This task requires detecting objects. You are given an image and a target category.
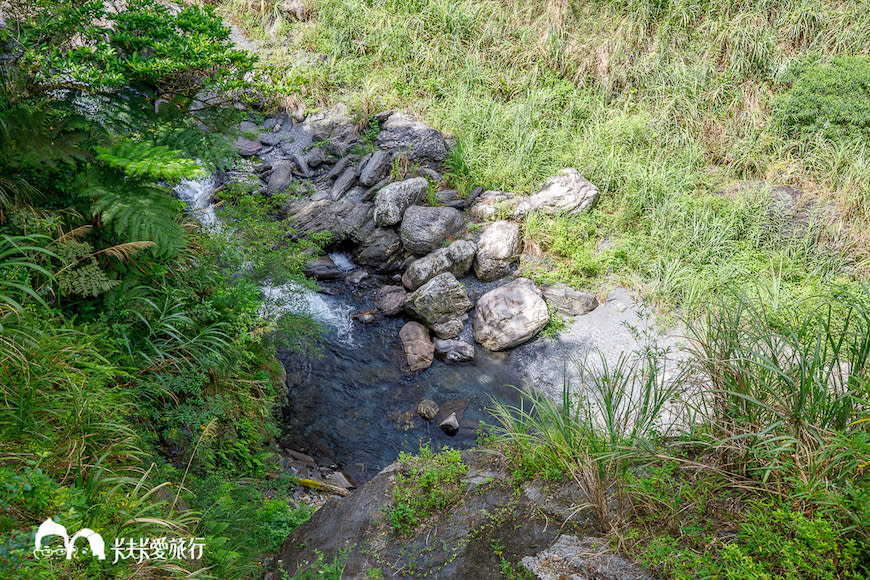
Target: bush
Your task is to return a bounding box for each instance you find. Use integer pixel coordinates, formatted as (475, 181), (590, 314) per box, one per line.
(774, 56), (870, 143)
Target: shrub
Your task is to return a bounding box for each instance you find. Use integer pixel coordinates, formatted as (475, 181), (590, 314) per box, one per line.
(774, 56), (870, 143)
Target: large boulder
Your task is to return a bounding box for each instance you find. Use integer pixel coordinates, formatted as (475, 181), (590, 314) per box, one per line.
(473, 278), (549, 351)
(399, 206), (464, 255)
(287, 199), (375, 245)
(399, 321), (435, 372)
(374, 177), (429, 226)
(401, 240), (477, 290)
(473, 220), (520, 282)
(404, 273), (473, 339)
(541, 284), (599, 316)
(515, 168), (599, 218)
(375, 113), (448, 165)
(354, 228), (404, 272)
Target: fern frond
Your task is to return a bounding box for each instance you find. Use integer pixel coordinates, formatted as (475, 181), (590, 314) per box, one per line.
(56, 224), (93, 243)
(96, 240), (157, 261)
(95, 140), (204, 182)
(88, 183), (186, 259)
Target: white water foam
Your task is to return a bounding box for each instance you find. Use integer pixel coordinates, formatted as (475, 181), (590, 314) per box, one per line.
(328, 252), (356, 273)
(175, 177), (218, 227)
(262, 282), (359, 349)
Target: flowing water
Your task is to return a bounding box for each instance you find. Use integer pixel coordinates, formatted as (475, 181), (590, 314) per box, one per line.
(275, 268), (534, 484)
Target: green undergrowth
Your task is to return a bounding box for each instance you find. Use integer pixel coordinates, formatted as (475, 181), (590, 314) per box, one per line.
(222, 0), (869, 313)
(0, 3), (322, 577)
(490, 283), (870, 578)
(387, 443), (468, 537)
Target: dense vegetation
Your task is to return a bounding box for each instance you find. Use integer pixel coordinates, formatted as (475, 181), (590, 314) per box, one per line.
(0, 2), (319, 577)
(3, 0), (869, 578)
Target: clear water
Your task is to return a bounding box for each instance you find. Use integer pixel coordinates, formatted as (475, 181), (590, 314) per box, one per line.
(276, 274), (531, 484)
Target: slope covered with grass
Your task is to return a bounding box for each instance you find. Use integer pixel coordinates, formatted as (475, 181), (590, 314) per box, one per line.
(227, 0), (869, 312)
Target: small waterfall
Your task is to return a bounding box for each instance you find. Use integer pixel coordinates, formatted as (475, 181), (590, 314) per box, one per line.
(261, 282), (359, 349)
(175, 177), (218, 227)
(174, 176), (359, 345)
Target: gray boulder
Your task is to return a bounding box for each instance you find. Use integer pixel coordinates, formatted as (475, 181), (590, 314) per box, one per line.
(516, 168), (599, 217)
(469, 190), (518, 220)
(433, 338), (475, 363)
(375, 113), (448, 164)
(354, 228), (403, 272)
(399, 206), (464, 255)
(401, 240), (477, 290)
(473, 220), (520, 282)
(359, 150), (391, 186)
(303, 255), (342, 281)
(473, 278), (548, 351)
(374, 177), (429, 227)
(399, 321), (434, 372)
(404, 272), (473, 339)
(267, 162), (294, 194)
(374, 285), (407, 316)
(541, 284), (599, 316)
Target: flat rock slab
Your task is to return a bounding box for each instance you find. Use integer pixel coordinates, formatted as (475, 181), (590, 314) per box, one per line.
(522, 535), (655, 580)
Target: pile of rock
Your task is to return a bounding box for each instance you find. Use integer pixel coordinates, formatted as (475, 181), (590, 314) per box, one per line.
(229, 107), (603, 378)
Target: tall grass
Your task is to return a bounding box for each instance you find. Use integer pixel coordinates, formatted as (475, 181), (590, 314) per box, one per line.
(490, 283), (869, 573)
(222, 0), (867, 313)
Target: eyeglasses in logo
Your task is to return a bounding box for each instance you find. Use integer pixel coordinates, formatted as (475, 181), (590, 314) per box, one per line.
(33, 518), (106, 560)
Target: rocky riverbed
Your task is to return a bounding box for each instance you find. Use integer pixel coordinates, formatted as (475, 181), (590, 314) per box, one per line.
(187, 103), (685, 577)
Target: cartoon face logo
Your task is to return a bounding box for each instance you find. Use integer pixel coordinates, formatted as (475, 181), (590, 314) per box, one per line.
(33, 518), (106, 560)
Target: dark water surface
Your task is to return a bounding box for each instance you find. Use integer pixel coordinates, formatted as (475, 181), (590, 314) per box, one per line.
(276, 255), (540, 484)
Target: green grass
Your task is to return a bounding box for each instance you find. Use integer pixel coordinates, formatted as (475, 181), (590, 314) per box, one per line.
(490, 283), (870, 577)
(387, 443), (468, 536)
(222, 0), (868, 315)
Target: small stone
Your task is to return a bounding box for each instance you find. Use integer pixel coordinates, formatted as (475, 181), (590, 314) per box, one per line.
(438, 412), (460, 436)
(416, 399), (439, 421)
(306, 147), (327, 168)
